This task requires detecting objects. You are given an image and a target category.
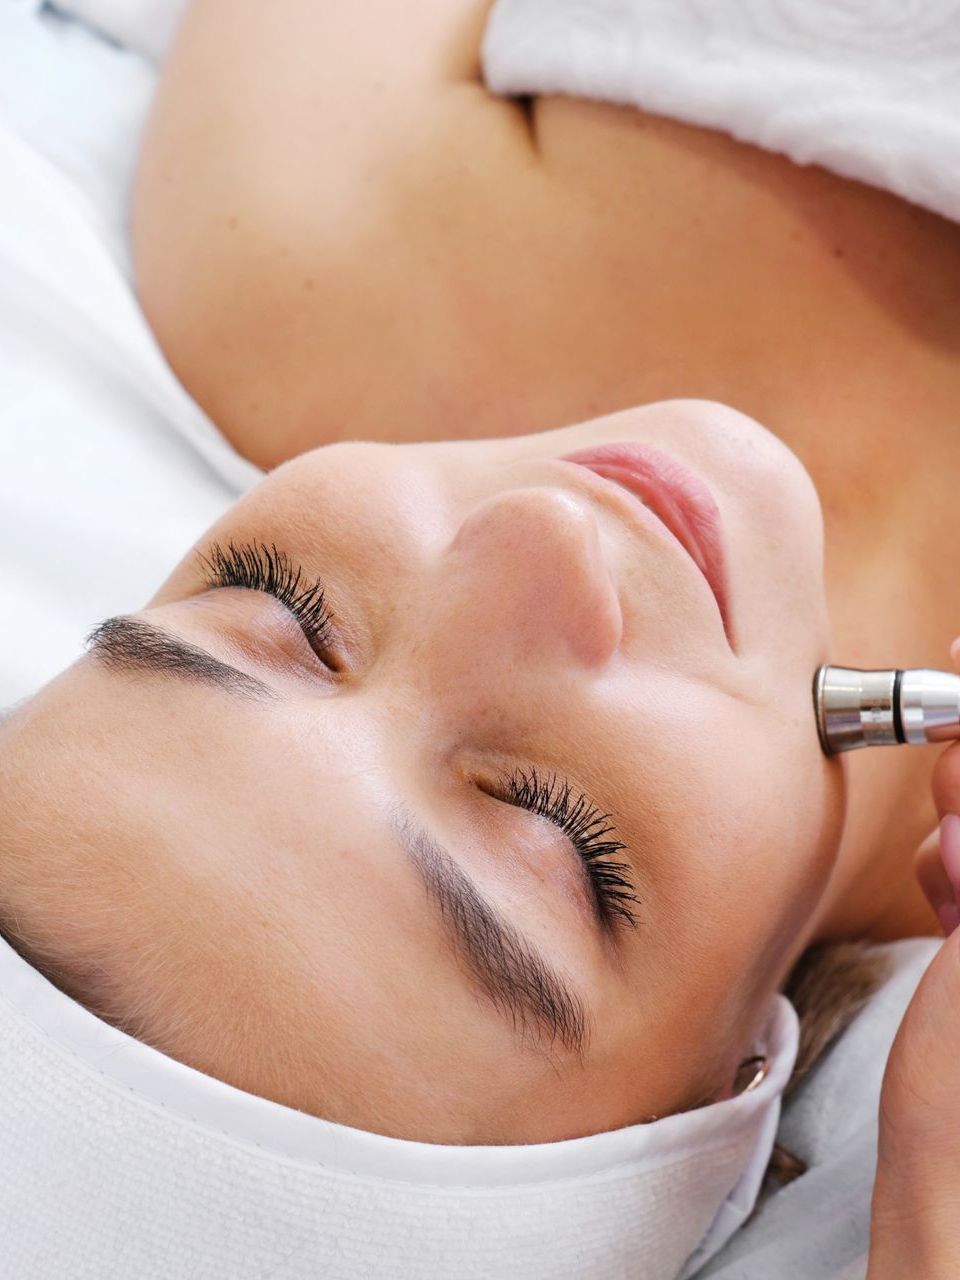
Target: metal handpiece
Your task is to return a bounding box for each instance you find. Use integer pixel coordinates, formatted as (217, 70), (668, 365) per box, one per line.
(814, 665), (960, 755)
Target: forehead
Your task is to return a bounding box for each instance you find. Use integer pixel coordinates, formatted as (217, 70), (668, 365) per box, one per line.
(0, 629), (841, 1137)
(0, 672), (617, 1133)
(2, 651), (595, 1052)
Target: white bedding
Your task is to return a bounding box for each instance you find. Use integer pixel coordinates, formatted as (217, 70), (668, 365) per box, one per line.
(0, 1), (261, 709)
(48, 0), (186, 65)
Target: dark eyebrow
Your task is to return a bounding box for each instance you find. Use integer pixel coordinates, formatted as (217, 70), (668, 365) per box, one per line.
(391, 808), (590, 1066)
(84, 616), (276, 701)
(85, 617), (588, 1062)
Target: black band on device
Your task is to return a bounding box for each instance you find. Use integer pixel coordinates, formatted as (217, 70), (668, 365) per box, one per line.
(892, 669), (905, 743)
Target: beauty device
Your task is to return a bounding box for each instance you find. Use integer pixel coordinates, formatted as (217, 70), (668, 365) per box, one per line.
(814, 666), (960, 755)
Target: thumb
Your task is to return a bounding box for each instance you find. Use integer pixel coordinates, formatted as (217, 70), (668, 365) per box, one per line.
(932, 635), (960, 811)
(872, 931), (960, 1250)
(914, 826), (959, 937)
(914, 638), (960, 932)
(878, 932), (960, 1153)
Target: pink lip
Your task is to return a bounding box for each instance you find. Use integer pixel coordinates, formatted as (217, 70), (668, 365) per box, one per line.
(559, 442), (734, 645)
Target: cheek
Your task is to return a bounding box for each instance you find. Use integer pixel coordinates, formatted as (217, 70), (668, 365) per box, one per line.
(635, 686), (841, 925)
(618, 742), (844, 1098)
(666, 739), (845, 979)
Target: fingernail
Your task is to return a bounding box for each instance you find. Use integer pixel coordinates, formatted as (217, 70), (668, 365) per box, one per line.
(937, 903), (960, 936)
(951, 636), (960, 666)
(940, 814), (960, 890)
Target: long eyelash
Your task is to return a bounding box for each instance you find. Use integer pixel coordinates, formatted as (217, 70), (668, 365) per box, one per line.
(501, 765), (641, 932)
(197, 540), (334, 650)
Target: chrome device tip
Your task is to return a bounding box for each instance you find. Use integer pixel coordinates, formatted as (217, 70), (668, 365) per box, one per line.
(814, 665), (960, 755)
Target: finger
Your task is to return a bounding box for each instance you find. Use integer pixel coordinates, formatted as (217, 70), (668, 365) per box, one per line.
(915, 636), (960, 928)
(939, 813), (960, 889)
(914, 828), (960, 935)
(928, 640), (960, 812)
(930, 741), (960, 821)
(875, 927), (960, 1210)
(882, 925), (960, 1125)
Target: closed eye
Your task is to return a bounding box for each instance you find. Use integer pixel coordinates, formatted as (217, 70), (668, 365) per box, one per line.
(484, 765), (641, 933)
(196, 540), (338, 667)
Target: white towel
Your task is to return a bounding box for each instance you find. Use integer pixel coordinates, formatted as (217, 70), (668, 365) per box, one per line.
(48, 0), (187, 64)
(483, 0), (960, 226)
(0, 925), (798, 1279)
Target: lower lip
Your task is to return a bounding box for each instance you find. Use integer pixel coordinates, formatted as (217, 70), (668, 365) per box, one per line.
(560, 442), (733, 641)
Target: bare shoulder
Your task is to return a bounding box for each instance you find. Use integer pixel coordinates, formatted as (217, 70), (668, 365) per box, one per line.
(133, 0), (545, 467)
(131, 49), (795, 470)
(135, 4), (960, 470)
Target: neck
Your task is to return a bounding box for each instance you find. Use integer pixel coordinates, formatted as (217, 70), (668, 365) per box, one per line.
(640, 134), (960, 941)
(602, 120), (960, 941)
(748, 175), (960, 942)
(625, 121), (960, 942)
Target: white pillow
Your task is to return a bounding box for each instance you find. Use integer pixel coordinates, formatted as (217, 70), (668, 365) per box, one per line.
(0, 5), (261, 708)
(49, 0), (188, 64)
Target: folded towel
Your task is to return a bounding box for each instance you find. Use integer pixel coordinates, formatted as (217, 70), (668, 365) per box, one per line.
(483, 0), (960, 225)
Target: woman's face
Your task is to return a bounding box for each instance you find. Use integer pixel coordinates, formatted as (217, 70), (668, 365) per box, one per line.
(0, 400), (843, 1144)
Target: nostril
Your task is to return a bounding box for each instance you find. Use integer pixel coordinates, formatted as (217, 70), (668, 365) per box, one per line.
(449, 486), (623, 669)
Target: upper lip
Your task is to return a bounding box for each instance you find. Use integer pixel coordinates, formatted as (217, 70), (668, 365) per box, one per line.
(558, 442), (734, 648)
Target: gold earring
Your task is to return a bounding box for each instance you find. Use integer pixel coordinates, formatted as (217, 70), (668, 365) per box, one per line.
(733, 1054), (769, 1095)
(644, 1054), (771, 1122)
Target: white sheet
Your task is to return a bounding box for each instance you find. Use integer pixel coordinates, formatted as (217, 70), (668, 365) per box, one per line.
(49, 0), (187, 65)
(0, 2), (261, 709)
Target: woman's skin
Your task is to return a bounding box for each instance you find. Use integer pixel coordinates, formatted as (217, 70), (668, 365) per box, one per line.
(0, 403), (840, 1142)
(132, 0), (960, 950)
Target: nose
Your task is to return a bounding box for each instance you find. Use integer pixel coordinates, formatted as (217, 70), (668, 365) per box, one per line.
(443, 486), (623, 670)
